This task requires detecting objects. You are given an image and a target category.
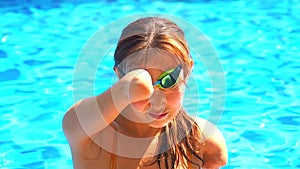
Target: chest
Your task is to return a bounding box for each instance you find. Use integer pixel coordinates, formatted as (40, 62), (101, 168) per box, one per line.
(74, 128), (200, 169)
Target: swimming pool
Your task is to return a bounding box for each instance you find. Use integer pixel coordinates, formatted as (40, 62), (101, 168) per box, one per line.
(1, 0), (299, 168)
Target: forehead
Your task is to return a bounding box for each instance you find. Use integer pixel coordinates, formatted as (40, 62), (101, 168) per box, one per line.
(117, 48), (181, 73)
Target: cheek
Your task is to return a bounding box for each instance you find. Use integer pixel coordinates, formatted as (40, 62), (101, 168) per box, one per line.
(166, 91), (183, 107)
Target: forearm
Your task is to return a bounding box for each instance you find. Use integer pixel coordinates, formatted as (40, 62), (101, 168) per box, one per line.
(64, 80), (130, 140)
(95, 80), (130, 128)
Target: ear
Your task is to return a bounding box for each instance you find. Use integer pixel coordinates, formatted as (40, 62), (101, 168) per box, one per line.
(183, 59), (194, 80)
(188, 59), (194, 69)
(113, 66), (122, 78)
(186, 59), (194, 76)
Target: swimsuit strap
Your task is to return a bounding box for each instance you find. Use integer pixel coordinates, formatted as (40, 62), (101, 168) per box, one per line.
(110, 123), (117, 169)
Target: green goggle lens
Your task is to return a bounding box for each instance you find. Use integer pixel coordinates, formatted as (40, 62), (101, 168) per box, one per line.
(153, 65), (182, 89)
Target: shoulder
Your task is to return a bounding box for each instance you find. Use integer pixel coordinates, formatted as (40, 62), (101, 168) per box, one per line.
(193, 116), (228, 168)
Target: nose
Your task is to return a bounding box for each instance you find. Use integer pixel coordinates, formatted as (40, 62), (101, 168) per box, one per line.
(149, 89), (167, 109)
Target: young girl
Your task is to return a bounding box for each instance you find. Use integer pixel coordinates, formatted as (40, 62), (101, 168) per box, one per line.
(63, 17), (227, 169)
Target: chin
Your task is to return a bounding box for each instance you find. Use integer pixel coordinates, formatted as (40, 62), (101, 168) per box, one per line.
(148, 121), (169, 128)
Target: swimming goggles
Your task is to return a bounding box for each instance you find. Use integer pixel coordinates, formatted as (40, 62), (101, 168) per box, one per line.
(153, 65), (182, 89)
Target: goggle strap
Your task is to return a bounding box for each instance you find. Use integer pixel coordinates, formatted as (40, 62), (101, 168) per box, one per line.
(153, 81), (161, 86)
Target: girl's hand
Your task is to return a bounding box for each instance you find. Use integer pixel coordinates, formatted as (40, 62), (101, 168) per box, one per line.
(120, 69), (154, 103)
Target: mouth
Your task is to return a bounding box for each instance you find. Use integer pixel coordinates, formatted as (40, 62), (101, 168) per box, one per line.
(149, 112), (168, 120)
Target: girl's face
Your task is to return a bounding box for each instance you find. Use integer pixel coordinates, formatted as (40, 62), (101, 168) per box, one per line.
(116, 49), (192, 128)
(131, 66), (185, 128)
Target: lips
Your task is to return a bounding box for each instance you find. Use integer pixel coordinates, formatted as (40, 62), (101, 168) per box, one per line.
(149, 112), (168, 119)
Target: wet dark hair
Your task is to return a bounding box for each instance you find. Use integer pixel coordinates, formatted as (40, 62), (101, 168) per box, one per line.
(114, 17), (205, 168)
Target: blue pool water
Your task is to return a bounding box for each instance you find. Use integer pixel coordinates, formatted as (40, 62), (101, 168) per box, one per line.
(1, 0), (300, 168)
